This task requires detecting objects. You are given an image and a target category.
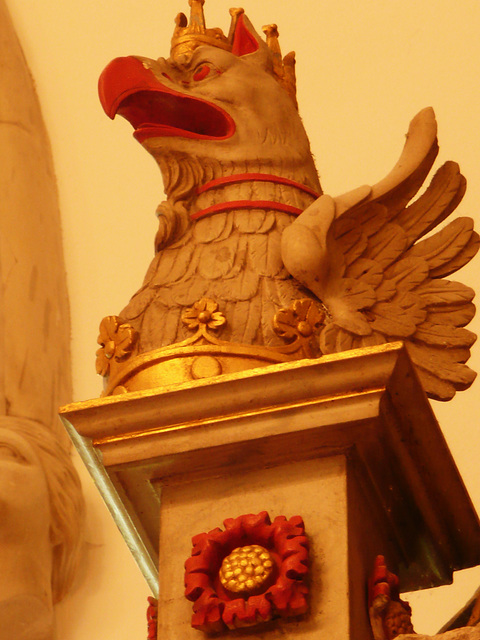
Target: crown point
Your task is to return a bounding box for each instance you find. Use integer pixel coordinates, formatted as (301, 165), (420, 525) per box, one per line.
(227, 8), (245, 43)
(171, 0), (230, 61)
(262, 23), (298, 109)
(262, 23), (282, 66)
(174, 13), (188, 28)
(188, 0), (206, 32)
(229, 7), (245, 18)
(262, 23), (279, 39)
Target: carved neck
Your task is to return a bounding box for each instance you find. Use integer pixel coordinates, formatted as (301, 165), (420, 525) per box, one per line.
(153, 151), (321, 249)
(157, 152), (322, 212)
(0, 541), (53, 605)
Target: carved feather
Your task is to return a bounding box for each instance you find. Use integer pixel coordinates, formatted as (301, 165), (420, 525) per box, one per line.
(429, 231), (480, 278)
(365, 224), (409, 269)
(193, 214), (231, 244)
(415, 279), (475, 306)
(284, 109), (478, 400)
(394, 161), (466, 245)
(406, 342), (476, 400)
(413, 321), (476, 348)
(374, 138), (439, 217)
(404, 218), (475, 270)
(380, 258), (429, 295)
(150, 241), (195, 285)
(426, 302), (476, 327)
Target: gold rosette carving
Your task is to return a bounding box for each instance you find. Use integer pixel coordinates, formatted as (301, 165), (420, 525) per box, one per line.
(96, 316), (139, 377)
(182, 298), (226, 334)
(273, 299), (325, 357)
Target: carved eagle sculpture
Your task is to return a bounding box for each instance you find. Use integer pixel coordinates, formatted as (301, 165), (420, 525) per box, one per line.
(98, 1), (478, 401)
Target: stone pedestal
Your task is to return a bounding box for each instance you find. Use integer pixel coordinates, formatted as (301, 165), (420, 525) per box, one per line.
(157, 454), (393, 640)
(60, 343), (480, 639)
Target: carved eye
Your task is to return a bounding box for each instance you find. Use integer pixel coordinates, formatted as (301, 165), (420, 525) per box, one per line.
(192, 63), (216, 82)
(0, 443), (27, 463)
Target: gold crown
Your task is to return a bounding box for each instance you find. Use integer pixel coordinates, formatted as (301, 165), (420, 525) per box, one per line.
(170, 1), (297, 105)
(170, 1), (238, 61)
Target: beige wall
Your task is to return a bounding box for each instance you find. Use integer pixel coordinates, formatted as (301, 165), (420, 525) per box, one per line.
(6, 0), (480, 636)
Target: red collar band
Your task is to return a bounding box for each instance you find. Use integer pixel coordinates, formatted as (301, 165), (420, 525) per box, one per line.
(190, 200), (303, 221)
(197, 173), (321, 199)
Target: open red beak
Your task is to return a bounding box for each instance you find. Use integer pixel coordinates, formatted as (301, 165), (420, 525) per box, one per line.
(98, 56), (235, 143)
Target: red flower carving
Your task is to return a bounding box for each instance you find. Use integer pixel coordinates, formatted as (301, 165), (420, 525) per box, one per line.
(184, 511), (309, 632)
(146, 596), (158, 639)
(368, 555), (414, 640)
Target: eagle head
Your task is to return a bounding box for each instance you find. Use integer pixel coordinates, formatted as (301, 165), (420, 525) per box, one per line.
(98, 9), (315, 172)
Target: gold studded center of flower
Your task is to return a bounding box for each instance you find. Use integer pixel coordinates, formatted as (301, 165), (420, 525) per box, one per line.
(219, 545), (274, 594)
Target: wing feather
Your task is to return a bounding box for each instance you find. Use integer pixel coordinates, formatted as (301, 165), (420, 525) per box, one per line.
(404, 217), (475, 270)
(279, 109), (478, 399)
(394, 161), (466, 245)
(415, 279), (475, 306)
(140, 301), (183, 350)
(370, 296), (426, 338)
(320, 324), (359, 353)
(345, 258), (384, 288)
(335, 203), (388, 239)
(412, 321), (476, 348)
(429, 231), (480, 278)
(149, 242), (195, 286)
(121, 285), (156, 320)
(377, 258), (429, 299)
(197, 235), (239, 280)
(334, 225), (367, 266)
(374, 139), (439, 216)
(364, 224), (408, 268)
(211, 267), (259, 302)
(193, 211), (231, 244)
(225, 299), (261, 344)
(170, 277), (209, 306)
(260, 285), (280, 346)
(221, 235), (248, 280)
(406, 342), (476, 399)
(426, 302), (476, 327)
(409, 367), (457, 401)
(244, 295), (263, 344)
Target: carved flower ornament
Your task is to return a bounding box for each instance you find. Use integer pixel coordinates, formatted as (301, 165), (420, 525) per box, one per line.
(95, 315), (138, 376)
(146, 597), (158, 639)
(273, 298), (325, 341)
(184, 511), (309, 632)
(182, 298), (226, 331)
(368, 555), (414, 640)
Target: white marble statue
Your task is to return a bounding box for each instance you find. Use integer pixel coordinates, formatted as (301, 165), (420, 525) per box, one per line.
(0, 417), (83, 640)
(0, 1), (84, 637)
